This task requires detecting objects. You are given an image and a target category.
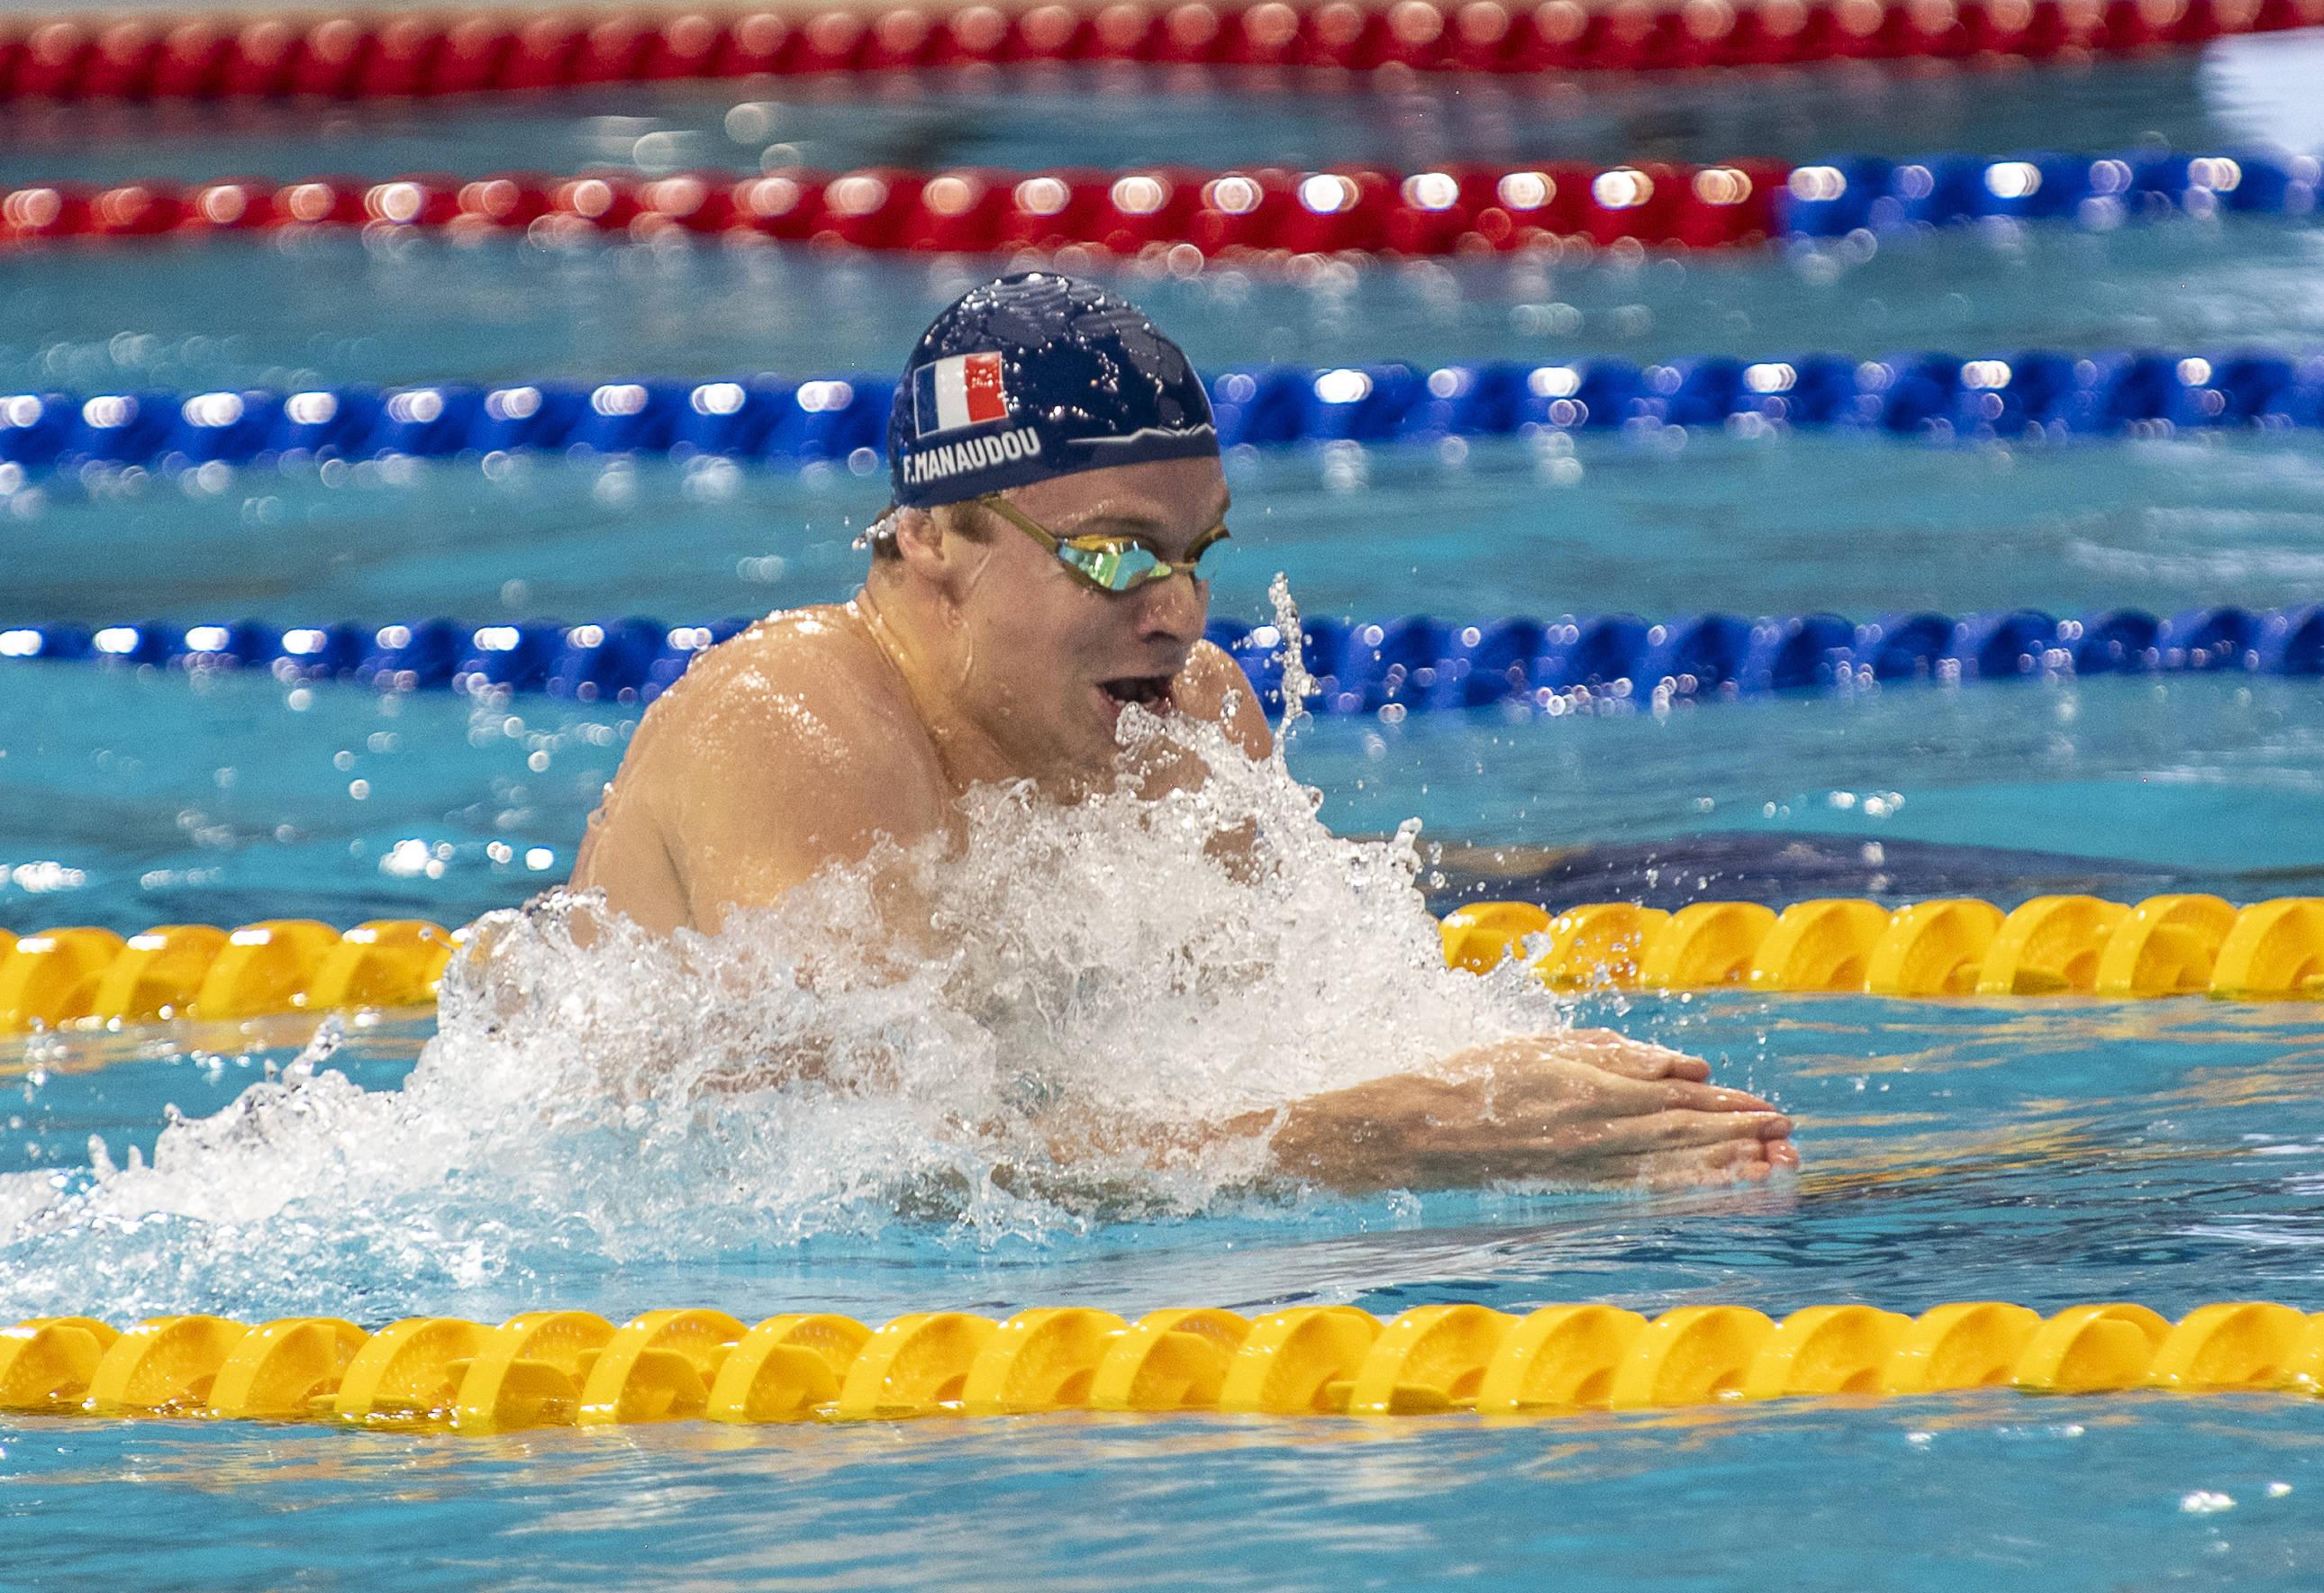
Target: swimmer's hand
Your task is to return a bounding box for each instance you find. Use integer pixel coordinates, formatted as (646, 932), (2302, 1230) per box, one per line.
(1263, 1033), (1798, 1193)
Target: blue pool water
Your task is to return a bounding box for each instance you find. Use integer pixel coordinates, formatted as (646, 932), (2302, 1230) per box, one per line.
(4, 32), (2324, 1590)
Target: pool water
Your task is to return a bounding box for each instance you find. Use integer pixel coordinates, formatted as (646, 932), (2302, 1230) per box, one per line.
(5, 29), (2324, 1592)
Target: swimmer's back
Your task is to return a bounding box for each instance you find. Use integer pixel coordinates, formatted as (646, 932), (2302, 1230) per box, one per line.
(571, 603), (949, 935)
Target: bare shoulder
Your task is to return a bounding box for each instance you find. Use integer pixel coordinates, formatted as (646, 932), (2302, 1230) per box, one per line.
(648, 606), (885, 734)
(641, 604), (939, 819)
(1173, 639), (1273, 761)
(576, 603), (947, 931)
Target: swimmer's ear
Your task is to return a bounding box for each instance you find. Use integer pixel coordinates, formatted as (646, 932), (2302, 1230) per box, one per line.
(887, 504), (986, 593)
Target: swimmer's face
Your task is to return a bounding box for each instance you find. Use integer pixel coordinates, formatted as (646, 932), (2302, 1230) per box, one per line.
(921, 456), (1230, 782)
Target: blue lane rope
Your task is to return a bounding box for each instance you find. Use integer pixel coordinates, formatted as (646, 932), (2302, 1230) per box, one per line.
(1779, 150), (2320, 237)
(5, 607), (2318, 712)
(4, 349), (2323, 478)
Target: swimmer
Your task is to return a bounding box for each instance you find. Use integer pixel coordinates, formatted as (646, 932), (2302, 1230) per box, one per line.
(571, 271), (1797, 1193)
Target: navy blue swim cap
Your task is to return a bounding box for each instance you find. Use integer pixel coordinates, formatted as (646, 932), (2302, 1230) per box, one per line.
(888, 272), (1218, 510)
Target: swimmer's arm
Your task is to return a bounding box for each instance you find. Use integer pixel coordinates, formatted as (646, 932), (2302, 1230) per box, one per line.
(570, 772), (691, 936)
(1055, 1035), (1796, 1192)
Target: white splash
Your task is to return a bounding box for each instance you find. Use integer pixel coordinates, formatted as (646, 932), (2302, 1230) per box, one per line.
(0, 707), (1569, 1319)
(1267, 568), (1318, 735)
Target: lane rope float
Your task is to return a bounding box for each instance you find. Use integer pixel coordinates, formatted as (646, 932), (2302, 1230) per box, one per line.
(5, 348), (2324, 484)
(0, 919), (456, 1034)
(4, 1299), (2321, 1428)
(1441, 892), (2324, 999)
(4, 0), (2319, 107)
(1, 149), (2312, 257)
(5, 604), (2319, 712)
(5, 892), (2318, 1035)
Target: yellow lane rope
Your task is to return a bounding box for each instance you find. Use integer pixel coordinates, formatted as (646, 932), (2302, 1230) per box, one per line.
(4, 1300), (2319, 1430)
(1443, 893), (2324, 999)
(0, 919), (454, 1033)
(3, 891), (2317, 1035)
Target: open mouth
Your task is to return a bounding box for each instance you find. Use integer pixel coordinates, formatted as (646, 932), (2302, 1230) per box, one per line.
(1099, 674), (1176, 711)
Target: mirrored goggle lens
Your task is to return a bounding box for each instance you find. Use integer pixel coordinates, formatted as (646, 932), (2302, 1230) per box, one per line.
(1058, 539), (1167, 591)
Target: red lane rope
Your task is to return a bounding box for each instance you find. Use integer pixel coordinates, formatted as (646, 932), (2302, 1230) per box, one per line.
(0, 161), (1788, 255)
(2, 0), (2317, 104)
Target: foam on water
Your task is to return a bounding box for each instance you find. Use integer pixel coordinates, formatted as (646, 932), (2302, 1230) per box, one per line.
(0, 602), (1573, 1318)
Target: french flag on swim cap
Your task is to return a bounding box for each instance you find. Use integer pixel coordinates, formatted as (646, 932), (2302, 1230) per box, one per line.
(912, 351), (1010, 437)
(889, 274), (1217, 509)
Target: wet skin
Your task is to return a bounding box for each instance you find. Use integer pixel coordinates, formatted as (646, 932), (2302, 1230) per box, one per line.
(570, 455), (1798, 1191)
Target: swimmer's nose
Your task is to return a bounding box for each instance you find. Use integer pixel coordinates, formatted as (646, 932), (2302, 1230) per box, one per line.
(1133, 562), (1207, 647)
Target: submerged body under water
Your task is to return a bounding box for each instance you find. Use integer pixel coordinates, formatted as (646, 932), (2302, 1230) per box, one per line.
(1423, 828), (2324, 914)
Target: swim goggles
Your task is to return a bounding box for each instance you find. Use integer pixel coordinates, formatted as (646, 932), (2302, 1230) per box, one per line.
(976, 493), (1230, 594)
